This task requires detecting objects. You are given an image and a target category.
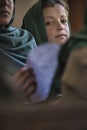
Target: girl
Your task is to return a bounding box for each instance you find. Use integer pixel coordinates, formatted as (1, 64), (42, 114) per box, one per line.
(22, 0), (70, 45)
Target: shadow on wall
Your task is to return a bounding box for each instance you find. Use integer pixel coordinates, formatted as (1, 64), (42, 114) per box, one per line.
(13, 0), (38, 27)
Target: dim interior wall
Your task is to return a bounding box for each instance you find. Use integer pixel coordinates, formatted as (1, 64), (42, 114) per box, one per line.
(68, 0), (86, 34)
(13, 0), (38, 27)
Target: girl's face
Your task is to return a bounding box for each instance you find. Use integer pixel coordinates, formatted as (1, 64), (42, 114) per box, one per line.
(0, 0), (14, 28)
(43, 4), (70, 45)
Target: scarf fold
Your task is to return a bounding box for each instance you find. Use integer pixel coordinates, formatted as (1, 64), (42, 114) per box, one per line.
(0, 27), (37, 75)
(21, 0), (48, 45)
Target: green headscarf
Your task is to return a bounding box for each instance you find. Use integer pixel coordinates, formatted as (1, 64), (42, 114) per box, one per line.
(21, 0), (48, 45)
(0, 0), (37, 75)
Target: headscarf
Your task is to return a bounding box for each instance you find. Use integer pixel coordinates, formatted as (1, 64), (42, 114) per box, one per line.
(21, 0), (49, 45)
(0, 0), (37, 75)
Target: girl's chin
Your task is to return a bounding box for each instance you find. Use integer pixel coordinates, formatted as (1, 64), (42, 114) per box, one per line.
(56, 40), (67, 45)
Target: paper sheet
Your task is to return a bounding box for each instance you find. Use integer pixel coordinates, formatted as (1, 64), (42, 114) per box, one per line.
(26, 43), (61, 103)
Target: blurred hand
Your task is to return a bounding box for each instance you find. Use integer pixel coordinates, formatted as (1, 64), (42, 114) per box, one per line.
(11, 67), (37, 99)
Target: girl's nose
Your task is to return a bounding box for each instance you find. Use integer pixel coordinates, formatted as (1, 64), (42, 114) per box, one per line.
(56, 20), (63, 31)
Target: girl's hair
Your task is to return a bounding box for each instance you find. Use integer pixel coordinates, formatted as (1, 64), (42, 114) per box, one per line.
(42, 0), (69, 17)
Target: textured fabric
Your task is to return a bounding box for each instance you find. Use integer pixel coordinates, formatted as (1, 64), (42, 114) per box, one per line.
(0, 27), (37, 75)
(21, 0), (48, 45)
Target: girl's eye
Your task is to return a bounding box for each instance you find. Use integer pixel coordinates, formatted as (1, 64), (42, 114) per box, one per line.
(61, 19), (68, 24)
(45, 21), (53, 26)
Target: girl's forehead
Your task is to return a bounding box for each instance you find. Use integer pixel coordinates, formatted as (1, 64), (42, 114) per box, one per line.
(43, 4), (67, 17)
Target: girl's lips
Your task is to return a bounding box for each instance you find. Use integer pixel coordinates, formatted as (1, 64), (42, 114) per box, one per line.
(55, 34), (66, 38)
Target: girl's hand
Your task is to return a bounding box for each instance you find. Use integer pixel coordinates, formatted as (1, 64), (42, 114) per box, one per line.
(11, 67), (37, 99)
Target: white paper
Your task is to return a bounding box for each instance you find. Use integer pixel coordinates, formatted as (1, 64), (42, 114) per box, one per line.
(26, 43), (61, 103)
